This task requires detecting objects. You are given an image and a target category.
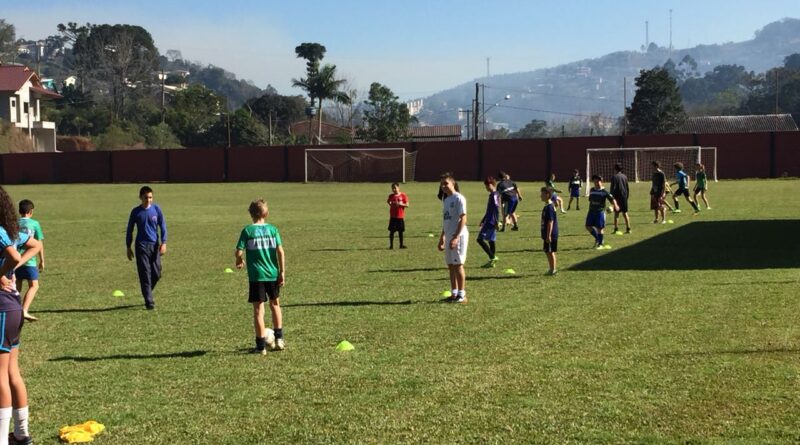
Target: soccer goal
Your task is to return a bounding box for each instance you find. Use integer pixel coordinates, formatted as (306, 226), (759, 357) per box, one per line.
(585, 146), (717, 191)
(304, 147), (417, 183)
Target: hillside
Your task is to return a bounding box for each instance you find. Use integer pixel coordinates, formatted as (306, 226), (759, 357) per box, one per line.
(417, 18), (800, 131)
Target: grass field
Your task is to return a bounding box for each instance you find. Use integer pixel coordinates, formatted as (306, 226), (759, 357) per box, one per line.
(5, 179), (800, 444)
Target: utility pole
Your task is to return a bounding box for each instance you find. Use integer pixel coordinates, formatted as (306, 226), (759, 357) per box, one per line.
(160, 69), (166, 123)
(486, 57), (490, 78)
(623, 77), (627, 135)
(645, 21), (649, 49)
(775, 70), (780, 130)
(268, 111), (273, 146)
(461, 109), (472, 139)
(669, 9), (673, 59)
(473, 83), (480, 141)
(481, 83), (486, 139)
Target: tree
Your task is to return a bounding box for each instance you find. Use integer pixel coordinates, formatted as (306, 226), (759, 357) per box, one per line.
(0, 19), (16, 63)
(357, 82), (415, 142)
(165, 84), (225, 147)
(246, 92), (307, 144)
(626, 68), (686, 134)
(292, 63), (350, 143)
(511, 119), (548, 138)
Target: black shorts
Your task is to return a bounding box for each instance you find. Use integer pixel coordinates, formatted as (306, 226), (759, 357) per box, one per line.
(248, 281), (281, 303)
(0, 310), (23, 352)
(388, 218), (405, 232)
(615, 198), (628, 213)
(675, 188), (690, 198)
(543, 239), (558, 253)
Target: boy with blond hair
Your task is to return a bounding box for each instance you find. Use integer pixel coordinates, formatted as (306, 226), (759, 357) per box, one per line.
(235, 199), (286, 355)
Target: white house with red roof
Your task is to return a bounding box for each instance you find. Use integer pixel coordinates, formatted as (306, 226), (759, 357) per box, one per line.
(0, 64), (62, 152)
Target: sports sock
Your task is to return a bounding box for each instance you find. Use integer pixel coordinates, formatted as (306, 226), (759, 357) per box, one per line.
(0, 406), (12, 444)
(691, 201), (699, 211)
(590, 228), (598, 241)
(13, 407), (28, 439)
(255, 336), (266, 350)
(674, 200), (680, 209)
(274, 328), (283, 339)
(598, 233), (604, 245)
(451, 289), (458, 297)
(389, 232), (394, 248)
(398, 232), (404, 247)
(488, 241), (496, 258)
(457, 290), (465, 297)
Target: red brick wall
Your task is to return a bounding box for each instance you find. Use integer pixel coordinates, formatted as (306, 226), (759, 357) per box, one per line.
(111, 150), (168, 183)
(168, 148), (225, 182)
(696, 133), (772, 178)
(228, 146), (285, 182)
(775, 132), (800, 177)
(481, 138), (547, 181)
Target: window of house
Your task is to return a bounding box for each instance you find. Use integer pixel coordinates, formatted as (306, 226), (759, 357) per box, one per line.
(23, 103), (29, 113)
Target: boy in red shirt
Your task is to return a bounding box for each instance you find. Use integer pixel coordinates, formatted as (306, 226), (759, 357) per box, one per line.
(387, 183), (409, 249)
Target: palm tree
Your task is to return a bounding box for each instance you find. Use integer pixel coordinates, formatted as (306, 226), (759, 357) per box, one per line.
(292, 43), (326, 143)
(293, 63), (350, 144)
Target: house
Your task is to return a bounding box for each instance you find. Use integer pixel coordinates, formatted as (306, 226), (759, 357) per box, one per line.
(0, 64), (63, 152)
(409, 125), (462, 142)
(679, 114), (798, 134)
(290, 118), (356, 144)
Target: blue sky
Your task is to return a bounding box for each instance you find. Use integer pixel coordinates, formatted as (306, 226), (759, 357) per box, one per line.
(4, 0), (800, 99)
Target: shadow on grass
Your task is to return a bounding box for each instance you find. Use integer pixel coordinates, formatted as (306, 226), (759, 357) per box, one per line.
(665, 345), (800, 357)
(309, 248), (384, 252)
(569, 220), (800, 271)
(34, 304), (141, 314)
(369, 267), (440, 273)
(283, 300), (414, 308)
(423, 275), (523, 281)
(49, 350), (207, 362)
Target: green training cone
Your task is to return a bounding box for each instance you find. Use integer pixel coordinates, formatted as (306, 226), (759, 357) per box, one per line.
(504, 268), (516, 274)
(112, 290), (125, 297)
(336, 340), (355, 352)
(224, 268), (234, 273)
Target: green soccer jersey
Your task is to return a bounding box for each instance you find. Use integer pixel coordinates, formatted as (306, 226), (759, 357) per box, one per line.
(236, 223), (282, 282)
(695, 171), (707, 189)
(18, 217), (43, 267)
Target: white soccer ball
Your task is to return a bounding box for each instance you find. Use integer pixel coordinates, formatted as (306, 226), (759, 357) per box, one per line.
(265, 328), (275, 346)
(606, 205), (613, 213)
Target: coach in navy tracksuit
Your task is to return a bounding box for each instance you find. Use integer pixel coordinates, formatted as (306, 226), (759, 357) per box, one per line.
(126, 186), (167, 310)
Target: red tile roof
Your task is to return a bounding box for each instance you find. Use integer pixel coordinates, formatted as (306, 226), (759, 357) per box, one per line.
(0, 64), (62, 98)
(0, 65), (36, 92)
(680, 114), (798, 133)
(409, 125), (462, 141)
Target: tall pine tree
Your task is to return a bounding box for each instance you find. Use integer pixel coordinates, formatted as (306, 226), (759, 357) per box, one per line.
(627, 68), (686, 134)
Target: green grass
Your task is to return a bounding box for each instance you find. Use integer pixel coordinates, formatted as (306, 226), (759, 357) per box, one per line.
(6, 179), (800, 444)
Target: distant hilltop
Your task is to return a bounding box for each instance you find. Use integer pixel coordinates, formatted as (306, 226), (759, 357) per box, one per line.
(416, 18), (800, 131)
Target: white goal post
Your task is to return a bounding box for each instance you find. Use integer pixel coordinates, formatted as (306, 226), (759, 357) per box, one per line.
(585, 146), (717, 194)
(304, 147), (416, 183)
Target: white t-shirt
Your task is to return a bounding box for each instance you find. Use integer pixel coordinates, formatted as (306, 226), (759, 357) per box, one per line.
(442, 192), (467, 237)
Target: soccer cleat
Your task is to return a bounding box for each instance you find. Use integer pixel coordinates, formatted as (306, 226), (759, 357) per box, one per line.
(454, 295), (467, 304)
(595, 244), (605, 250)
(399, 245), (407, 249)
(625, 228), (631, 234)
(481, 260), (495, 268)
(546, 269), (558, 276)
(603, 244), (612, 249)
(511, 225), (519, 231)
(706, 207), (712, 210)
(671, 209), (682, 213)
(273, 338), (285, 351)
(693, 210), (700, 215)
(23, 312), (38, 321)
(8, 433), (33, 445)
(560, 209), (567, 214)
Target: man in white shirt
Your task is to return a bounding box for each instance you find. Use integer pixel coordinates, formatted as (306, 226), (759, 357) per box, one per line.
(437, 173), (468, 304)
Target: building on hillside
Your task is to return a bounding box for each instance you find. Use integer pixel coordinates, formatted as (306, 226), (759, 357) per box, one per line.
(0, 64), (63, 152)
(679, 114), (798, 134)
(290, 118), (356, 144)
(409, 125), (462, 142)
(406, 99), (423, 116)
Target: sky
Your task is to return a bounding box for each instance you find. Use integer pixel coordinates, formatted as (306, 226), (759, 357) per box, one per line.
(4, 0), (800, 100)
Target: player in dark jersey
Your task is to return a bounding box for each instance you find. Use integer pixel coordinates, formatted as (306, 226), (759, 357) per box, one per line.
(693, 163), (711, 210)
(497, 172), (521, 231)
(566, 169), (582, 210)
(585, 175), (618, 249)
(476, 177), (501, 268)
(650, 161), (667, 224)
(670, 162), (700, 214)
(610, 163), (631, 234)
(540, 187), (559, 275)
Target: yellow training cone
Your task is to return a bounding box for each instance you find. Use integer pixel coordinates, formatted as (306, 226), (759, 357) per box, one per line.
(336, 340), (355, 352)
(111, 290), (124, 297)
(504, 268), (516, 274)
(224, 268), (234, 273)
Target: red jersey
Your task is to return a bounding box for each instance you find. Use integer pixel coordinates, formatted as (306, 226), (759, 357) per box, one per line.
(388, 192), (409, 219)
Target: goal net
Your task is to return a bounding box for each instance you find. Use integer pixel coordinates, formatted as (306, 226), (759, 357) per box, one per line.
(586, 146), (717, 192)
(304, 148), (417, 183)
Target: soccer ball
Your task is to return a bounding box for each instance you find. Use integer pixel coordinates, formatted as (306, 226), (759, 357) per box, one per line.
(265, 328), (275, 347)
(606, 205), (613, 213)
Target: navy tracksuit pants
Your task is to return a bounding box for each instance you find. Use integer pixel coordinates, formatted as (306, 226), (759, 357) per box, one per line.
(135, 242), (162, 308)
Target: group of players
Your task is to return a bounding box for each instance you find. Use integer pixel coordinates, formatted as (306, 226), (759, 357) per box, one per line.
(386, 161), (711, 304)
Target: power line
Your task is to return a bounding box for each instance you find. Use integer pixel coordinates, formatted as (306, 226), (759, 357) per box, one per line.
(483, 84), (623, 103)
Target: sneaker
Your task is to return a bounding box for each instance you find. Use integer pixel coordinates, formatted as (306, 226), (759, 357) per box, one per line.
(595, 244), (605, 250)
(440, 295), (457, 303)
(706, 207), (712, 210)
(492, 256), (499, 262)
(511, 225), (519, 231)
(671, 209), (682, 213)
(399, 245), (407, 249)
(8, 433), (33, 445)
(546, 269), (558, 276)
(454, 295), (467, 304)
(693, 210), (700, 215)
(576, 207), (580, 210)
(661, 220), (667, 224)
(273, 338), (285, 351)
(653, 220), (659, 224)
(602, 244), (612, 250)
(23, 312), (38, 321)
(249, 347), (267, 356)
(560, 209), (567, 214)
(481, 260), (495, 268)
(625, 228), (631, 234)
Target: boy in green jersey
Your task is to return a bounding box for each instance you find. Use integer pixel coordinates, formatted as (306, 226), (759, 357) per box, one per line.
(16, 200), (45, 322)
(693, 163), (711, 209)
(235, 199), (286, 355)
